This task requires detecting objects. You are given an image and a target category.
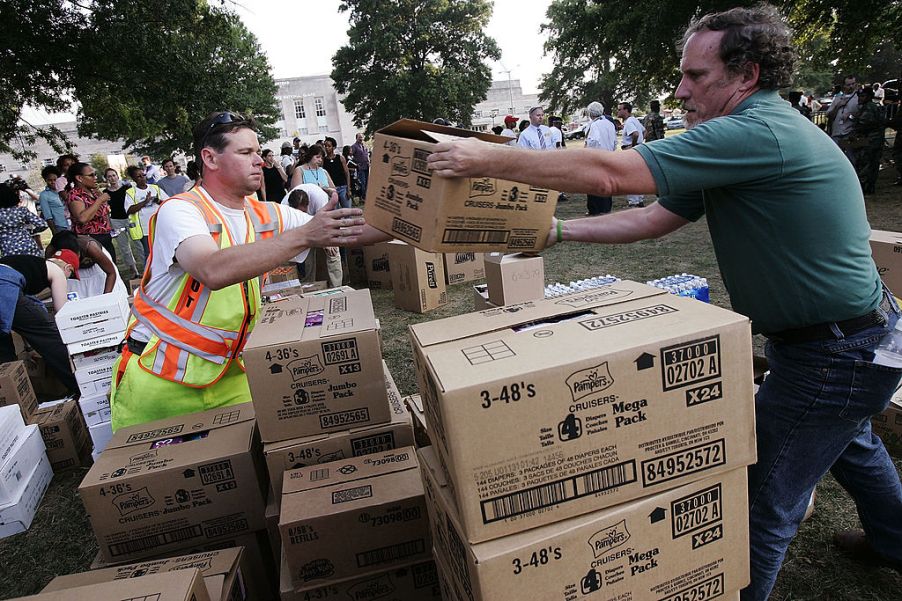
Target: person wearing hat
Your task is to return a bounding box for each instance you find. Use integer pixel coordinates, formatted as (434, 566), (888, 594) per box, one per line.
(279, 141), (296, 176)
(0, 250), (80, 395)
(501, 115), (518, 143)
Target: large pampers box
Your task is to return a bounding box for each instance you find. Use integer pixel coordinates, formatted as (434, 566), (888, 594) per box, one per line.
(264, 361), (414, 497)
(79, 403), (267, 563)
(32, 400), (92, 471)
(43, 547), (246, 601)
(870, 229), (902, 294)
(409, 280), (756, 543)
(421, 446), (750, 601)
(18, 569), (211, 601)
(0, 361), (38, 422)
(280, 447), (430, 590)
(388, 241), (448, 313)
(444, 252), (485, 285)
(244, 290), (390, 443)
(366, 119), (558, 253)
(280, 557), (442, 601)
(0, 452), (52, 539)
(484, 252), (545, 306)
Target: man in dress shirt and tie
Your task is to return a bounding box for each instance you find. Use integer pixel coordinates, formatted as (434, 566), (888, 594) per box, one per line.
(517, 106), (555, 151)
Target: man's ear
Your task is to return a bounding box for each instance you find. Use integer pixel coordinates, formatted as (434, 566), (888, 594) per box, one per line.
(200, 147), (218, 173)
(739, 62), (761, 90)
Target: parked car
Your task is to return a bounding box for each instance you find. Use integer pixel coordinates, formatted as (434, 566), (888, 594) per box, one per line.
(565, 127), (586, 140)
(665, 116), (684, 130)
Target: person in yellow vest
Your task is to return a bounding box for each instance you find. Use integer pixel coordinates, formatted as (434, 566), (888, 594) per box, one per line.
(123, 165), (167, 260)
(110, 111), (368, 431)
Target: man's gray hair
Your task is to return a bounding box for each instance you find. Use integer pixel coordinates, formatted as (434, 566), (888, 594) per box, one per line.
(528, 106), (544, 116)
(587, 102), (604, 118)
(681, 4), (795, 90)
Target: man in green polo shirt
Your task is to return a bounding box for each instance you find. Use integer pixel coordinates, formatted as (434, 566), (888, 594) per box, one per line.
(427, 6), (901, 601)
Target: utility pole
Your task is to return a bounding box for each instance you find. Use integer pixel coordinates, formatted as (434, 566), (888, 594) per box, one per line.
(498, 63), (518, 115)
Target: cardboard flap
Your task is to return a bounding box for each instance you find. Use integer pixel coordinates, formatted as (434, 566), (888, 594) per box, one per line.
(871, 229), (902, 245)
(377, 118), (511, 145)
(34, 569), (209, 601)
(282, 447), (418, 496)
(105, 402), (256, 452)
(410, 281), (667, 348)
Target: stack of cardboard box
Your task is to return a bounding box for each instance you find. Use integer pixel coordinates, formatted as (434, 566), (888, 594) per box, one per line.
(242, 288), (441, 598)
(55, 291), (129, 458)
(408, 280), (758, 600)
(31, 399), (92, 471)
(0, 405), (52, 540)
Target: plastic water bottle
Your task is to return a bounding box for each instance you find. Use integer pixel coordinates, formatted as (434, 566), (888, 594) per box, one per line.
(873, 319), (902, 368)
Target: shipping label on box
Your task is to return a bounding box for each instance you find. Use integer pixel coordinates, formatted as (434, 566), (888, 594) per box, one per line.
(364, 243), (393, 290)
(280, 447), (430, 591)
(365, 119), (558, 253)
(44, 547), (244, 601)
(421, 446), (750, 601)
(55, 291), (130, 330)
(870, 229), (902, 294)
(484, 252), (545, 306)
(444, 252), (485, 285)
(388, 241), (448, 313)
(0, 361), (38, 423)
(59, 315), (129, 344)
(244, 290), (390, 442)
(264, 361), (414, 497)
(280, 557), (442, 601)
(409, 280), (756, 543)
(872, 391), (902, 458)
(0, 452), (52, 539)
(32, 399), (91, 471)
(22, 569), (211, 601)
(78, 403), (267, 563)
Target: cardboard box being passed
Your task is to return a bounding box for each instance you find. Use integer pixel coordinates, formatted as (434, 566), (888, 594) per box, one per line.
(244, 289), (389, 443)
(280, 447), (430, 590)
(409, 280), (756, 543)
(388, 241), (447, 313)
(264, 360), (414, 497)
(43, 547), (245, 601)
(79, 402), (267, 563)
(484, 252), (545, 306)
(870, 229), (902, 294)
(422, 446), (750, 601)
(18, 569), (210, 601)
(366, 119), (558, 253)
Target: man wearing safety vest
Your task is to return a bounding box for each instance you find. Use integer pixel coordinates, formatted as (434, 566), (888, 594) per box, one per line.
(110, 111), (368, 431)
(123, 165), (168, 260)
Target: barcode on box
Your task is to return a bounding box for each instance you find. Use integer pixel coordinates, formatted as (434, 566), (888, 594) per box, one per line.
(109, 525), (203, 557)
(355, 539), (426, 568)
(441, 229), (510, 245)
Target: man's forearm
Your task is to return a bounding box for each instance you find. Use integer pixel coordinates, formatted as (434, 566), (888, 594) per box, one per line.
(559, 202), (689, 245)
(189, 230), (311, 290)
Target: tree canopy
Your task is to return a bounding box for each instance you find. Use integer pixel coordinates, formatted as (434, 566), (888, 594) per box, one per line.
(539, 0), (902, 115)
(331, 0), (500, 135)
(1, 0), (278, 161)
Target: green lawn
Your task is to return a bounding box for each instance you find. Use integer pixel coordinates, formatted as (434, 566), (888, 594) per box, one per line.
(1, 150), (900, 600)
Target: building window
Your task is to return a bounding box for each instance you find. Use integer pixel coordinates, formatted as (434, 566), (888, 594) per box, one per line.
(318, 125), (328, 133)
(298, 128), (309, 135)
(473, 110), (483, 119)
(42, 158), (54, 167)
(315, 97), (326, 117)
(0, 165), (6, 173)
(294, 99), (306, 119)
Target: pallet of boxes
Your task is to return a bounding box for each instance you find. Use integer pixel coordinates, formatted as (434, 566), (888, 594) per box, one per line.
(54, 291), (131, 459)
(241, 286), (442, 599)
(409, 279), (757, 601)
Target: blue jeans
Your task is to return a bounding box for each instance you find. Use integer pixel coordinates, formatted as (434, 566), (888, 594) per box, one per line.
(742, 295), (902, 600)
(357, 166), (368, 200)
(336, 185), (351, 209)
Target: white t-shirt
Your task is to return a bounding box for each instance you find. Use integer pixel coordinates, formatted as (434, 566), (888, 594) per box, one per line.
(131, 187), (313, 342)
(282, 183), (329, 216)
(549, 127), (563, 148)
(123, 186), (170, 234)
(586, 117), (617, 151)
(621, 115), (645, 148)
(280, 154), (295, 171)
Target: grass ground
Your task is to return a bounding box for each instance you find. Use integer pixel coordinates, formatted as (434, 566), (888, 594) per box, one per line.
(1, 146), (900, 600)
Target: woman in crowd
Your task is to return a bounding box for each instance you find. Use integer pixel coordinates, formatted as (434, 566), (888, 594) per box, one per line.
(322, 137), (352, 209)
(342, 144), (359, 199)
(65, 161), (116, 261)
(45, 229), (127, 297)
(0, 182), (47, 257)
(288, 144), (339, 205)
(184, 160), (201, 192)
(104, 167), (141, 278)
(261, 148), (288, 202)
